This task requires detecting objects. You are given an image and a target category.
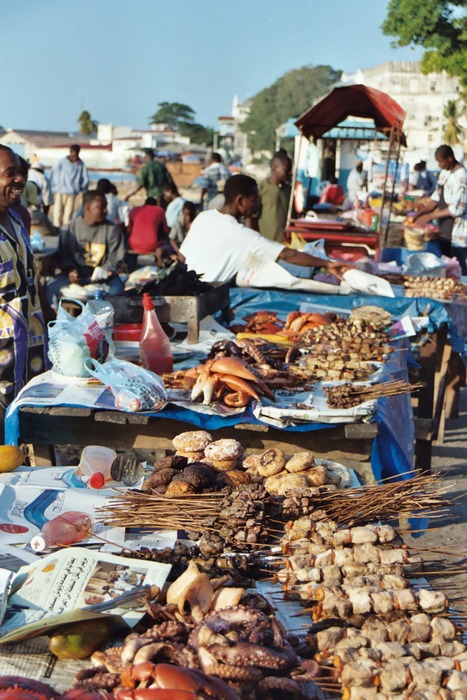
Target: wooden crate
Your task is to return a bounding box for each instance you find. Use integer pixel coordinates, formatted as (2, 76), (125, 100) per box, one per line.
(110, 282), (230, 343)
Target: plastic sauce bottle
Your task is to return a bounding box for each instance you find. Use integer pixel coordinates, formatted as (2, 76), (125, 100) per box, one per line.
(30, 512), (94, 552)
(86, 290), (115, 358)
(139, 293), (173, 374)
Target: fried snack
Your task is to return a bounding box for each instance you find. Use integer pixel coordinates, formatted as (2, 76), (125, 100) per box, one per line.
(257, 447), (287, 477)
(165, 481), (196, 497)
(172, 430), (213, 453)
(285, 451), (315, 473)
(204, 438), (244, 463)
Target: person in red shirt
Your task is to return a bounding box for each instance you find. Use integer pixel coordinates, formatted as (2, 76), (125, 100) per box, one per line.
(127, 197), (170, 268)
(319, 175), (345, 206)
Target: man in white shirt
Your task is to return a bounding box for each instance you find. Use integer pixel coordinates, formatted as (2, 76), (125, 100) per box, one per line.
(180, 174), (348, 283)
(346, 160), (367, 205)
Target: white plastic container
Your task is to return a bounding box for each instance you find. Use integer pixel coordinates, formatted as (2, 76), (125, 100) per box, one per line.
(78, 445), (117, 483)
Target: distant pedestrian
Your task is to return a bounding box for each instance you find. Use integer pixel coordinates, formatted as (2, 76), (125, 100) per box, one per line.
(200, 153), (231, 209)
(125, 148), (174, 205)
(50, 145), (89, 229)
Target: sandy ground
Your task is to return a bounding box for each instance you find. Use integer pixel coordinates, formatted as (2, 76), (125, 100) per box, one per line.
(410, 387), (467, 606)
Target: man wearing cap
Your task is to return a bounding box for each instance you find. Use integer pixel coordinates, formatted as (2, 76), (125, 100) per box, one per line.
(346, 160), (367, 205)
(50, 145), (89, 229)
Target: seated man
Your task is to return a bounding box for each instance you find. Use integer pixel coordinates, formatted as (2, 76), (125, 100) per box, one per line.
(46, 190), (125, 307)
(179, 174), (348, 283)
(169, 201), (197, 256)
(318, 176), (345, 206)
(162, 182), (185, 227)
(127, 197), (170, 268)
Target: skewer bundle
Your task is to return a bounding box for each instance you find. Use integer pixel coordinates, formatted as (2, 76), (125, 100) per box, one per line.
(96, 490), (224, 531)
(279, 471), (450, 525)
(324, 380), (423, 409)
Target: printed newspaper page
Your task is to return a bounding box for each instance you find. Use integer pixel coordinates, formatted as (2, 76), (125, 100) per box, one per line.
(0, 547), (171, 643)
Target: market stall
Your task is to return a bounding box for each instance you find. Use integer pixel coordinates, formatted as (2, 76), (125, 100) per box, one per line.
(290, 84), (407, 259)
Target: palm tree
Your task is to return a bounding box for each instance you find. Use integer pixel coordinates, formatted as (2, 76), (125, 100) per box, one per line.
(78, 110), (98, 136)
(443, 100), (464, 145)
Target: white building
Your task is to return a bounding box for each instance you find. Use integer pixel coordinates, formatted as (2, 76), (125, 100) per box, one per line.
(340, 62), (465, 167)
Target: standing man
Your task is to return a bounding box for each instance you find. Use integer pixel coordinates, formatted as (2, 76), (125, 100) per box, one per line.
(0, 146), (48, 436)
(125, 149), (174, 205)
(51, 144), (89, 230)
(411, 145), (467, 273)
(200, 153), (231, 210)
(251, 151), (292, 242)
(346, 160), (367, 205)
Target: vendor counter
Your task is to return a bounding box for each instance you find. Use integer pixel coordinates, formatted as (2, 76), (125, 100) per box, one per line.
(229, 287), (467, 471)
(6, 337), (413, 485)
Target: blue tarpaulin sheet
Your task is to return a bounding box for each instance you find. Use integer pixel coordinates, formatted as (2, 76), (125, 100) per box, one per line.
(229, 288), (465, 354)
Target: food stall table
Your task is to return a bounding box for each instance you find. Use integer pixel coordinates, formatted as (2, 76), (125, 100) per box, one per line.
(6, 338), (413, 485)
(286, 218), (379, 259)
(230, 288), (467, 471)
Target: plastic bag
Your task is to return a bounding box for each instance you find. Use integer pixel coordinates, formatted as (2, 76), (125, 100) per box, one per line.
(84, 357), (167, 412)
(303, 239), (329, 260)
(48, 299), (109, 377)
(402, 253), (446, 278)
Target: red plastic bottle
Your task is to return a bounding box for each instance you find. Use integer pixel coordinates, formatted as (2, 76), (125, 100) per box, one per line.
(30, 511), (94, 552)
(139, 293), (173, 374)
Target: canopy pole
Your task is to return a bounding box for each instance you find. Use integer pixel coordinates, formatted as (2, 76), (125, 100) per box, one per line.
(381, 128), (403, 251)
(376, 126), (394, 259)
(287, 134), (304, 230)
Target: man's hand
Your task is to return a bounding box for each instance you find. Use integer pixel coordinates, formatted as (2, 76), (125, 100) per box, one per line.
(324, 260), (353, 280)
(91, 266), (111, 282)
(68, 269), (79, 284)
(414, 213), (434, 226)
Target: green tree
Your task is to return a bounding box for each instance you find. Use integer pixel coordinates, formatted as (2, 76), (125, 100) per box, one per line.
(443, 99), (465, 144)
(382, 1), (467, 88)
(180, 122), (214, 146)
(77, 110), (98, 136)
(241, 65), (342, 152)
(149, 102), (213, 145)
(149, 102), (196, 129)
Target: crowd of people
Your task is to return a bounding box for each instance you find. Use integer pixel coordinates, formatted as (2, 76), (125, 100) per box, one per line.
(0, 140), (466, 438)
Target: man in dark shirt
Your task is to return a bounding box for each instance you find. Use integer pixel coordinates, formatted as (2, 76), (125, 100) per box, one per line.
(125, 149), (174, 205)
(46, 190), (125, 307)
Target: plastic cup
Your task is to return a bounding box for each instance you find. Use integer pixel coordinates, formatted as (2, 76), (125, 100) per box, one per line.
(78, 445), (117, 482)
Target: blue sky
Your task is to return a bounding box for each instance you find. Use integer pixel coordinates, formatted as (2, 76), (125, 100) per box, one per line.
(1, 0), (422, 132)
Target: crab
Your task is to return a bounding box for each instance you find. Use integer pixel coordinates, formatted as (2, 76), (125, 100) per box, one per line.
(182, 357), (275, 408)
(0, 677), (60, 700)
(231, 311), (284, 336)
(115, 662), (239, 700)
(278, 311), (331, 338)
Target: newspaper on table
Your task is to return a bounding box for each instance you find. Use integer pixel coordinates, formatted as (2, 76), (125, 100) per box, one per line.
(0, 482), (125, 547)
(0, 547), (171, 644)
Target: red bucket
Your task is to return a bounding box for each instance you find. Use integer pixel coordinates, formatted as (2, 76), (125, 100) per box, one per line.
(113, 324), (142, 342)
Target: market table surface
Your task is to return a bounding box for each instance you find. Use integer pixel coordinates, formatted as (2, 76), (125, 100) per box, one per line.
(230, 287), (467, 471)
(8, 342), (412, 484)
